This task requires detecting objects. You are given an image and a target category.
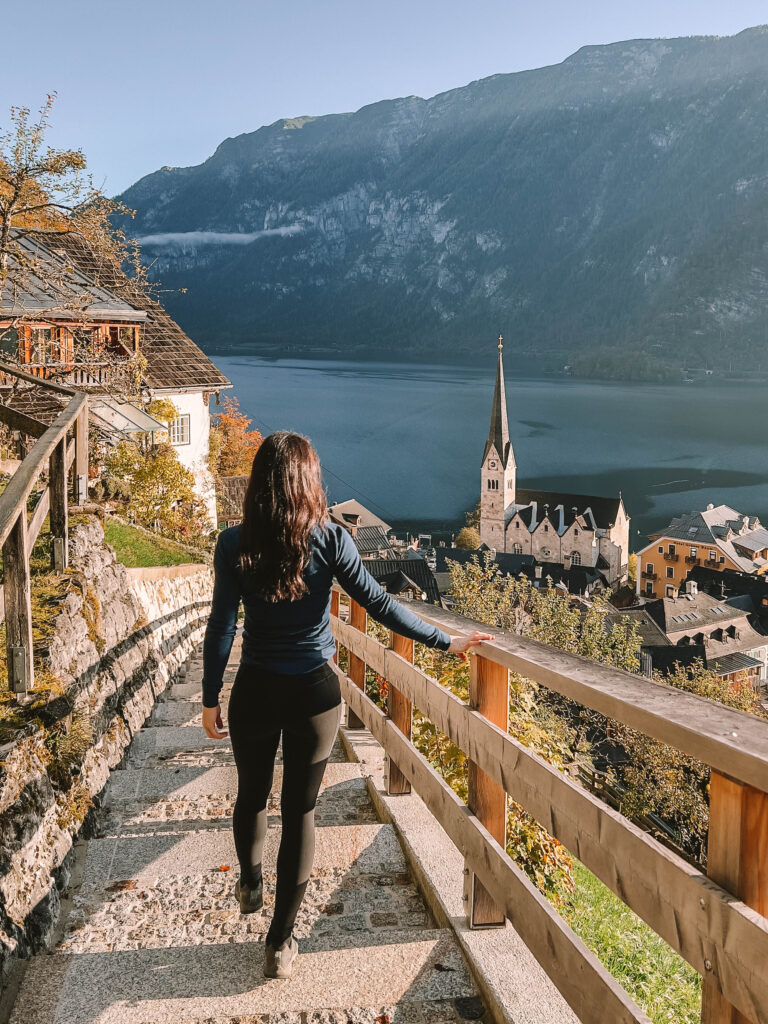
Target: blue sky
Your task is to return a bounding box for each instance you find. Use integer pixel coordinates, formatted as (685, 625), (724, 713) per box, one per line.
(3, 1), (766, 195)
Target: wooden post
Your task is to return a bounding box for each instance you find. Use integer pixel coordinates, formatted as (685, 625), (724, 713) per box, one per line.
(3, 514), (34, 693)
(466, 652), (509, 927)
(347, 598), (367, 729)
(49, 438), (68, 571)
(73, 399), (88, 504)
(330, 590), (340, 664)
(701, 771), (768, 1023)
(387, 632), (413, 795)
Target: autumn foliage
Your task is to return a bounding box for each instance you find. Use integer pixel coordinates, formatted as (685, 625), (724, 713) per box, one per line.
(209, 397), (263, 477)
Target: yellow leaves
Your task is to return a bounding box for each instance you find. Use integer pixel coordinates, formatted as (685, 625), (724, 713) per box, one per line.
(210, 396), (263, 477)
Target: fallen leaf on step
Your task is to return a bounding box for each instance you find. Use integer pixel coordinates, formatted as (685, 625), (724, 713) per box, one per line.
(218, 865), (231, 871)
(376, 1015), (390, 1023)
(106, 879), (136, 893)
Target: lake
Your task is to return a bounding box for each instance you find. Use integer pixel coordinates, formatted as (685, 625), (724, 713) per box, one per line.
(214, 356), (768, 549)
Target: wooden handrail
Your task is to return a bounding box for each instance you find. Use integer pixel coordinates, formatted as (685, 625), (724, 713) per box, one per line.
(1, 388), (88, 692)
(331, 588), (768, 1024)
(389, 598), (768, 794)
(0, 394), (85, 549)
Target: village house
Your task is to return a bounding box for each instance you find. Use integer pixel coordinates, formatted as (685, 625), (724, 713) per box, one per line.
(0, 230), (231, 526)
(636, 504), (768, 600)
(615, 578), (768, 688)
(479, 337), (630, 583)
(328, 499), (397, 559)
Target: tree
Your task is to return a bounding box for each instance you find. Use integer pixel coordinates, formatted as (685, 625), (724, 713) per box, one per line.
(454, 526), (481, 550)
(464, 501), (481, 530)
(209, 396), (263, 477)
(105, 440), (208, 539)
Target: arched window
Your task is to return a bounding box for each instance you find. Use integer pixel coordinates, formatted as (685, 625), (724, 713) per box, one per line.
(512, 542), (523, 554)
(571, 551), (582, 566)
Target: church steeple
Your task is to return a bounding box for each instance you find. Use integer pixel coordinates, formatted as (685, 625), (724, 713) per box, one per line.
(487, 334), (510, 466)
(479, 334), (516, 550)
(482, 334), (515, 469)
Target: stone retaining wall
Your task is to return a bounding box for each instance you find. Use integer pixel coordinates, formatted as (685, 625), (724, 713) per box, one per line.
(0, 518), (212, 990)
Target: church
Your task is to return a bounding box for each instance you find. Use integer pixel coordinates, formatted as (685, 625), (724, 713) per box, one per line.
(479, 338), (630, 584)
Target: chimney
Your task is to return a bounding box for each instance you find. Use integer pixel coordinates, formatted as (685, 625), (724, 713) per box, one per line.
(686, 579), (698, 597)
(489, 547), (497, 560)
(534, 565), (543, 580)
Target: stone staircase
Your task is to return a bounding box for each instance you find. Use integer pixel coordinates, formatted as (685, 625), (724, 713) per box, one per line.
(9, 639), (489, 1024)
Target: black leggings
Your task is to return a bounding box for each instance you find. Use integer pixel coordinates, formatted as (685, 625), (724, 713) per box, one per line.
(227, 661), (341, 946)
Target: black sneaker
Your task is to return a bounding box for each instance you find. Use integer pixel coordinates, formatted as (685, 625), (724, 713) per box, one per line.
(264, 933), (299, 979)
(235, 877), (263, 914)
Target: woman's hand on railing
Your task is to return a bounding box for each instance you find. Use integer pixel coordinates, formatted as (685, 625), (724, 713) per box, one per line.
(202, 703), (228, 739)
(448, 631), (495, 661)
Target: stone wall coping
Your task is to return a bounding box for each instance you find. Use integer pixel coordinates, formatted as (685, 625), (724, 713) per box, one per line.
(125, 564), (210, 581)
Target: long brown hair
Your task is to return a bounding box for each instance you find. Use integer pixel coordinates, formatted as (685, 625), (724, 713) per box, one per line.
(239, 431), (327, 601)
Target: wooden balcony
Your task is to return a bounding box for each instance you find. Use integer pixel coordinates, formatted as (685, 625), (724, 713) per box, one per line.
(641, 570), (657, 580)
(331, 586), (768, 1024)
(685, 556), (700, 565)
(0, 362), (115, 388)
(662, 552), (679, 562)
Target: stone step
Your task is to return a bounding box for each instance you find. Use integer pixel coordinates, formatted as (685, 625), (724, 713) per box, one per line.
(105, 761), (362, 805)
(11, 927), (478, 1024)
(59, 872), (432, 953)
(99, 782), (378, 839)
(79, 823), (408, 891)
(122, 727), (347, 768)
(99, 771), (377, 835)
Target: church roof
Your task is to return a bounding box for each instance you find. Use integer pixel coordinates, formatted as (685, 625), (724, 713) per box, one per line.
(514, 489), (623, 533)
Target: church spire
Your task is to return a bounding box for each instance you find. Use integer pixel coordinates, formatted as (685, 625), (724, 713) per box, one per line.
(486, 333), (511, 466)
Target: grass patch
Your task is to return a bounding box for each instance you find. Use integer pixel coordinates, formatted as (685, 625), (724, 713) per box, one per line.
(103, 518), (197, 568)
(565, 861), (701, 1023)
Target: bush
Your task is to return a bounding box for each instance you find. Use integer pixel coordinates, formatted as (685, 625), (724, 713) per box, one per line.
(454, 526), (481, 550)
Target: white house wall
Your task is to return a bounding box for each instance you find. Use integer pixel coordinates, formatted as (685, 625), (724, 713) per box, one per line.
(155, 390), (217, 528)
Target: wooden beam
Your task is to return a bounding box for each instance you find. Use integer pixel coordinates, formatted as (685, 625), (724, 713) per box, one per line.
(49, 438), (68, 571)
(27, 487), (50, 551)
(467, 653), (508, 927)
(701, 773), (768, 1024)
(387, 633), (413, 795)
(347, 598), (367, 729)
(335, 666), (652, 1024)
(330, 612), (768, 1021)
(0, 393), (85, 549)
(73, 398), (88, 504)
(0, 403), (48, 438)
(2, 514), (33, 693)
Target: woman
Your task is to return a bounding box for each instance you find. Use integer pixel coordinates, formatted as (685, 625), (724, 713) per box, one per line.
(201, 432), (491, 980)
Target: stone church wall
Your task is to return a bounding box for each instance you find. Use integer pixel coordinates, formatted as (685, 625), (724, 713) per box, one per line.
(0, 518), (212, 990)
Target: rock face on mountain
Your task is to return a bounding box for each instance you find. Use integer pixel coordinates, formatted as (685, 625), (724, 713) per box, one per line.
(120, 27), (768, 370)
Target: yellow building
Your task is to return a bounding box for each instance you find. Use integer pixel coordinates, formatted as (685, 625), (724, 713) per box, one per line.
(637, 504), (768, 600)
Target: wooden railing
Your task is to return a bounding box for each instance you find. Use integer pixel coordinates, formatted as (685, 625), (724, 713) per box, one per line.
(0, 363), (113, 387)
(331, 587), (768, 1024)
(0, 361), (89, 693)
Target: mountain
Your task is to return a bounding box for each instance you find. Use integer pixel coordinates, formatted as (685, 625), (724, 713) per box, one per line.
(119, 27), (768, 373)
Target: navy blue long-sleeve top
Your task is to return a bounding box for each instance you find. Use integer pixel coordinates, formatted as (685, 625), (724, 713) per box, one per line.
(201, 522), (451, 707)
